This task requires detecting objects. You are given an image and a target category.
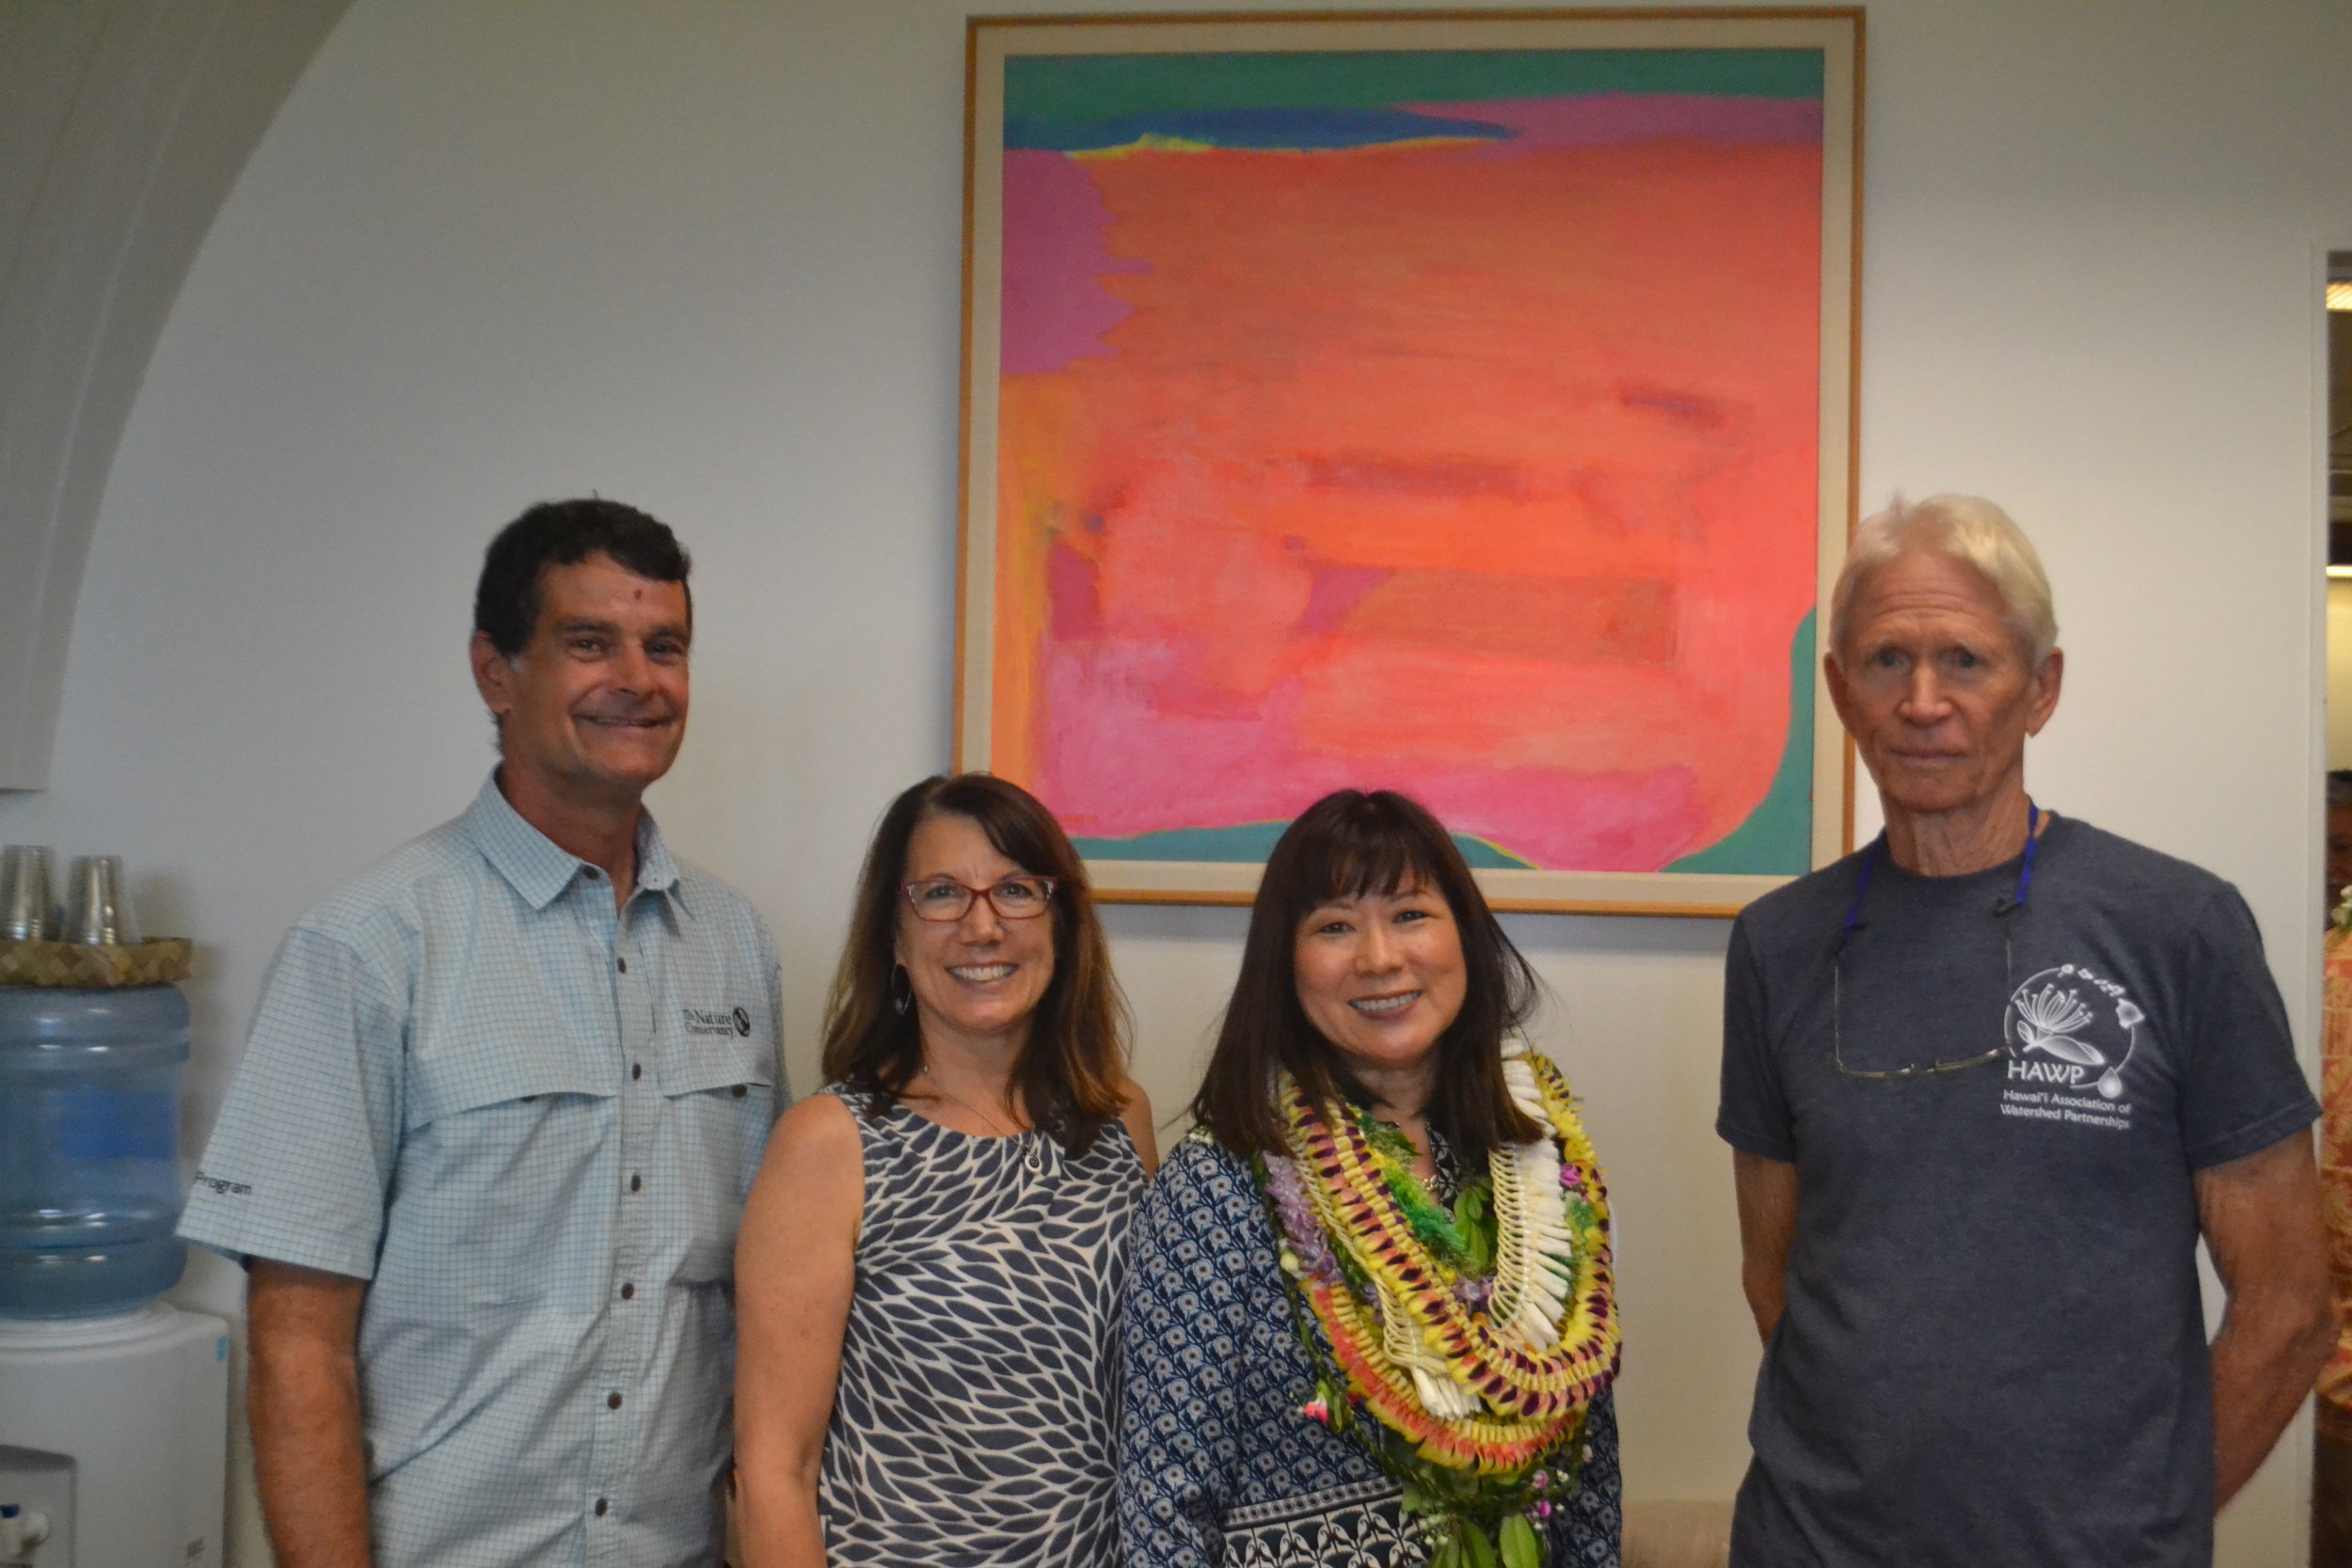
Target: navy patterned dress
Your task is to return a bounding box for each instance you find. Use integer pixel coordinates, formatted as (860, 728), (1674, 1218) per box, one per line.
(819, 1087), (1145, 1566)
(1120, 1132), (1622, 1568)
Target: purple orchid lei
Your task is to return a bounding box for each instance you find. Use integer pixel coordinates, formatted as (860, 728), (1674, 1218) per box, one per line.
(1266, 1153), (1495, 1314)
(1263, 1155), (1338, 1283)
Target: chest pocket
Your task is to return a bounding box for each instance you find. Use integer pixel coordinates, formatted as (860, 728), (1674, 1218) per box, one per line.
(391, 1031), (614, 1307)
(405, 1037), (611, 1128)
(658, 1029), (778, 1282)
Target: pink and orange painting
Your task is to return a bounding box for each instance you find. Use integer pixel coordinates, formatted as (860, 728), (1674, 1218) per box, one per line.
(960, 18), (1858, 910)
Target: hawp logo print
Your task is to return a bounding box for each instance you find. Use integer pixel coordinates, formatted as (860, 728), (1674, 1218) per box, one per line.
(2002, 963), (2143, 1108)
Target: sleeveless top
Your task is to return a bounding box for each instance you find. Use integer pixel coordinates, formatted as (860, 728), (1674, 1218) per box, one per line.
(818, 1085), (1146, 1566)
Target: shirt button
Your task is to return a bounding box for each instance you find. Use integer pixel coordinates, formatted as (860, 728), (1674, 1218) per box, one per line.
(631, 1063), (643, 1081)
(629, 1174), (643, 1193)
(594, 1498), (608, 1517)
(617, 956), (628, 973)
(608, 1391), (623, 1410)
(732, 1085), (748, 1099)
(620, 1282), (635, 1300)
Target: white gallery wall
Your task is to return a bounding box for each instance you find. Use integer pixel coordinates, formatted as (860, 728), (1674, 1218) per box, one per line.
(2, 2), (2348, 1562)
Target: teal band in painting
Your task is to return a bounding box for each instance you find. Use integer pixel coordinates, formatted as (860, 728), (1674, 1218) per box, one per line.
(1072, 823), (1535, 871)
(1006, 49), (1828, 128)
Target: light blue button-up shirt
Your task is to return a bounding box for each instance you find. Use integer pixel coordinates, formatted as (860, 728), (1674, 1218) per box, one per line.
(182, 777), (787, 1568)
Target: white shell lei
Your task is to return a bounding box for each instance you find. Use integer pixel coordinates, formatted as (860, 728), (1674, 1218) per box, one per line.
(1487, 1039), (1578, 1356)
(1357, 1039), (1582, 1419)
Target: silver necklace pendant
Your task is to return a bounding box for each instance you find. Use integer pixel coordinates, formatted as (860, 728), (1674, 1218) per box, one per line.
(918, 1059), (1025, 1144)
(1022, 1134), (1046, 1174)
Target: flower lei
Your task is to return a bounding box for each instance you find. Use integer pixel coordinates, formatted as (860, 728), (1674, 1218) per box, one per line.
(1256, 1040), (1618, 1568)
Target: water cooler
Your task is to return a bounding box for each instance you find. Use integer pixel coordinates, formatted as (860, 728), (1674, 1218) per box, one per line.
(0, 982), (229, 1568)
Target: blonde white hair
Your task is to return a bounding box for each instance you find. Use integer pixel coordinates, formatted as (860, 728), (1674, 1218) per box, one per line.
(1828, 494), (2058, 668)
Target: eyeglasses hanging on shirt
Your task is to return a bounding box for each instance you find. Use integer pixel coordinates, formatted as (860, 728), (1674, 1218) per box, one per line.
(1830, 801), (2042, 1083)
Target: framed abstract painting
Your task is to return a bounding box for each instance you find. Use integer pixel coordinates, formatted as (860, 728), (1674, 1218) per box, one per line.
(956, 9), (1862, 914)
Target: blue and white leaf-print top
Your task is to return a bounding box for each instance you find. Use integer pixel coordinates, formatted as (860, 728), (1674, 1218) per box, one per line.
(1119, 1132), (1622, 1568)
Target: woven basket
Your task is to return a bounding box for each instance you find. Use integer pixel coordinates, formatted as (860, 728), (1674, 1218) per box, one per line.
(0, 937), (192, 988)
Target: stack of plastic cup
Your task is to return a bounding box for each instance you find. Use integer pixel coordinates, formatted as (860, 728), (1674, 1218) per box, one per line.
(1, 847), (54, 942)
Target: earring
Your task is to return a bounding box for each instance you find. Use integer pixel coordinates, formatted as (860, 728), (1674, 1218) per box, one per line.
(890, 963), (913, 1017)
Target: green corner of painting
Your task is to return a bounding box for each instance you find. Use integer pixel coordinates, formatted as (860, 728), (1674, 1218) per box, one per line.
(1663, 609), (1817, 878)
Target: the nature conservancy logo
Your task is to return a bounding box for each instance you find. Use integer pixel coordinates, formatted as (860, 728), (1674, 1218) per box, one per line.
(683, 1005), (752, 1037)
(1997, 963), (2142, 1132)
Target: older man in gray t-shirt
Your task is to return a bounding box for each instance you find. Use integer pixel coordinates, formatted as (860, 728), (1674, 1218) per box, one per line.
(1717, 496), (2329, 1565)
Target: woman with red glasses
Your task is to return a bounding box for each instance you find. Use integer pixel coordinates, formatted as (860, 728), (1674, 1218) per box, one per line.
(736, 772), (1156, 1567)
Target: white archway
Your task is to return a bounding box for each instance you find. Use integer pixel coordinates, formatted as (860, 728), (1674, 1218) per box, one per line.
(0, 0), (351, 788)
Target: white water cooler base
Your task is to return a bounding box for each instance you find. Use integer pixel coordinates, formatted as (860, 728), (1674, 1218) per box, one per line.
(0, 1304), (230, 1568)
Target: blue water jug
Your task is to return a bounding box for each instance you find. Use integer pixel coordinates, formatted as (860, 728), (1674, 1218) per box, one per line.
(0, 985), (190, 1318)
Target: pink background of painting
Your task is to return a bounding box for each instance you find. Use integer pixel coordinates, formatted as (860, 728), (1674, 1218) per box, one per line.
(993, 126), (1822, 870)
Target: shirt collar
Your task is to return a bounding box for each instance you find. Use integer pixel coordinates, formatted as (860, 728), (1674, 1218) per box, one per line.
(462, 773), (687, 914)
(636, 815), (687, 913)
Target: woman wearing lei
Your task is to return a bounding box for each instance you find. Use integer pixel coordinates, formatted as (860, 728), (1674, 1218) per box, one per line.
(1120, 789), (1621, 1568)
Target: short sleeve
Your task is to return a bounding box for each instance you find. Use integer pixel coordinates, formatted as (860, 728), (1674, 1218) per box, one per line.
(1717, 917), (1797, 1162)
(2175, 887), (2319, 1170)
(177, 926), (406, 1278)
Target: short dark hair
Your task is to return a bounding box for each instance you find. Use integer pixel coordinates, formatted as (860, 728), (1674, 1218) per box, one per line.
(2330, 770), (2352, 811)
(473, 499), (692, 658)
(820, 773), (1132, 1154)
(1191, 788), (1544, 1164)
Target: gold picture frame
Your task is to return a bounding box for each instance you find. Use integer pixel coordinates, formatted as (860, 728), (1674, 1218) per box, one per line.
(957, 9), (1862, 913)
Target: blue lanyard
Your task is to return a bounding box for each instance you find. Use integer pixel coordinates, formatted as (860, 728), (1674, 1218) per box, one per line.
(1837, 800), (2040, 948)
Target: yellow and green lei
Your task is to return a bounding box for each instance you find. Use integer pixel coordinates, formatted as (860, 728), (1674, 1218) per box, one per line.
(1255, 1043), (1619, 1568)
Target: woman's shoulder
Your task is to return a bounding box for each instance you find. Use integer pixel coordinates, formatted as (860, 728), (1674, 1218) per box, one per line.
(773, 1085), (864, 1142)
(1112, 1076), (1160, 1173)
(771, 1083), (930, 1189)
(740, 1089), (866, 1261)
(810, 1078), (918, 1136)
(1155, 1125), (1255, 1187)
(1142, 1127), (1263, 1205)
(756, 1089), (867, 1183)
(1128, 1132), (1293, 1320)
(1137, 1129), (1272, 1237)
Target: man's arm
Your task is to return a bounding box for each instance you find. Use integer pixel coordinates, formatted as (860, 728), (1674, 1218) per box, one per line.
(247, 1259), (374, 1568)
(1733, 1149), (1800, 1344)
(2197, 1128), (2336, 1508)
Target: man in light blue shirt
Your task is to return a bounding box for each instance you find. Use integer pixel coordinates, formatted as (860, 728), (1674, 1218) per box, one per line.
(181, 499), (787, 1568)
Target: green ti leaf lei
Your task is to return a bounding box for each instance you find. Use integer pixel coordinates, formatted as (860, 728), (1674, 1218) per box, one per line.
(1256, 1122), (1591, 1568)
(1356, 1111), (1498, 1278)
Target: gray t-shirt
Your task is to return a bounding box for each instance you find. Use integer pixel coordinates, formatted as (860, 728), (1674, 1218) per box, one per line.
(1717, 815), (2317, 1567)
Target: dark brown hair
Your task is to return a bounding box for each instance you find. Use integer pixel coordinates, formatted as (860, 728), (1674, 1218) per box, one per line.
(474, 498), (691, 657)
(821, 773), (1130, 1152)
(1191, 788), (1543, 1163)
